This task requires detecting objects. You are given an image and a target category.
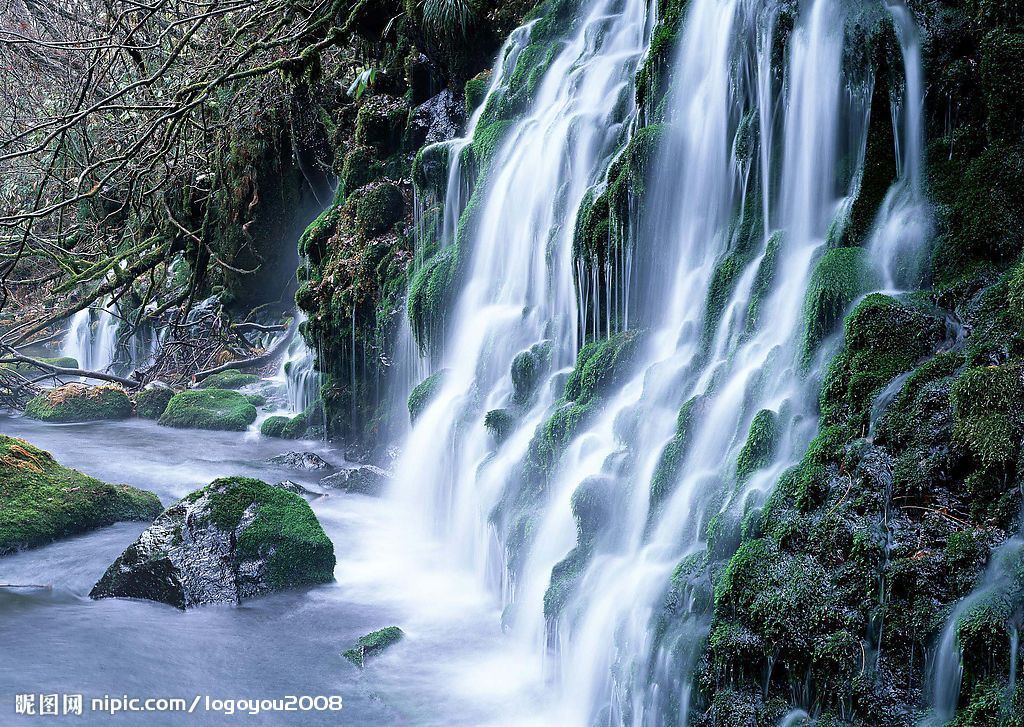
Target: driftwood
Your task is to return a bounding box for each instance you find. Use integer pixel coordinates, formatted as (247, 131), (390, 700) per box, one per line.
(230, 321), (288, 333)
(0, 347), (139, 388)
(192, 319), (297, 382)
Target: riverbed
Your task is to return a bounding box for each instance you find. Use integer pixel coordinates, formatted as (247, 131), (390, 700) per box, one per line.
(0, 414), (548, 725)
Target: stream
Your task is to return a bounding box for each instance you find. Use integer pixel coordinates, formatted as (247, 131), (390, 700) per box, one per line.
(0, 414), (547, 725)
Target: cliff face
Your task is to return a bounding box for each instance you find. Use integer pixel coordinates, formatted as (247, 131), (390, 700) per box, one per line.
(285, 0), (1022, 721)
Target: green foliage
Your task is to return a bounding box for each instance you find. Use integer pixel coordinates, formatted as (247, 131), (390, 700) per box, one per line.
(744, 232), (782, 335)
(511, 341), (553, 406)
(648, 396), (702, 519)
(25, 384), (132, 423)
(464, 70), (491, 117)
(135, 387), (174, 419)
(199, 370), (260, 389)
(0, 435), (162, 555)
(408, 369), (447, 422)
(158, 389), (258, 431)
(484, 408), (515, 444)
(343, 626), (404, 667)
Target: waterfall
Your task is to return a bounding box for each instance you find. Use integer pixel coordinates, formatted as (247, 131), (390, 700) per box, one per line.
(389, 0), (933, 723)
(279, 312), (322, 415)
(868, 0), (932, 291)
(61, 299), (119, 373)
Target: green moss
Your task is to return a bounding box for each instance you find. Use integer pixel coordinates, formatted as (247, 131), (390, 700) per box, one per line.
(354, 95), (408, 155)
(744, 232), (782, 335)
(260, 415), (289, 437)
(158, 389), (258, 431)
(485, 408), (515, 444)
(649, 396), (702, 519)
(408, 369), (447, 422)
(408, 243), (461, 349)
(199, 369), (260, 390)
(353, 182), (405, 237)
(464, 71), (491, 117)
(340, 145), (383, 197)
(343, 626), (404, 667)
(281, 412), (310, 439)
(24, 384), (132, 423)
(135, 387), (174, 419)
(511, 341), (553, 406)
(735, 409), (780, 483)
(801, 247), (873, 366)
(0, 435), (162, 555)
(950, 362), (1024, 468)
(200, 476), (335, 589)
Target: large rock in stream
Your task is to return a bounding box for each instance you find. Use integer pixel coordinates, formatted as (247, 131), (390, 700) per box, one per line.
(24, 383), (132, 423)
(90, 477), (335, 608)
(0, 435), (162, 555)
(319, 465), (390, 496)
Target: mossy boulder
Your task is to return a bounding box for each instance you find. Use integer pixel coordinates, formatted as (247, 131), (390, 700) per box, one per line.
(90, 477), (335, 608)
(354, 94), (408, 155)
(198, 370), (260, 390)
(352, 182), (404, 237)
(158, 389), (258, 431)
(343, 626), (404, 667)
(24, 383), (132, 423)
(408, 369), (447, 422)
(135, 386), (174, 419)
(0, 435), (162, 555)
(801, 247), (873, 365)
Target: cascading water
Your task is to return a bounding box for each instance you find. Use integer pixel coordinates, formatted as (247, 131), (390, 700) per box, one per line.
(278, 312), (322, 415)
(928, 537), (1024, 724)
(392, 0), (932, 723)
(61, 299), (119, 373)
(392, 0), (652, 587)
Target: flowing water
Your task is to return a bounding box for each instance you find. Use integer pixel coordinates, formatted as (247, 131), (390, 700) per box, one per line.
(61, 302), (119, 373)
(278, 312), (323, 415)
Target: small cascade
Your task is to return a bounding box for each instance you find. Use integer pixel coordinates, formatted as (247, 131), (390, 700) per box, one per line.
(869, 0), (932, 292)
(929, 537), (1024, 724)
(279, 312), (322, 415)
(61, 298), (120, 373)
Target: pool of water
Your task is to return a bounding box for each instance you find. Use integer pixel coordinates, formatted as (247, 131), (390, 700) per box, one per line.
(0, 415), (547, 725)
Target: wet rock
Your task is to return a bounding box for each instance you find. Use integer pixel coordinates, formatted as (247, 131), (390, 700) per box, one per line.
(158, 389), (257, 431)
(136, 386), (174, 419)
(319, 465), (390, 496)
(268, 451), (332, 471)
(273, 480), (326, 500)
(90, 477), (335, 609)
(343, 626), (404, 667)
(406, 90), (463, 150)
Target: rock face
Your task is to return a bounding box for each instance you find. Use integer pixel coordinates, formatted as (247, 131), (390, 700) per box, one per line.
(319, 465), (390, 496)
(90, 477), (335, 608)
(268, 451), (332, 471)
(0, 435), (162, 555)
(24, 383), (132, 423)
(158, 389), (258, 431)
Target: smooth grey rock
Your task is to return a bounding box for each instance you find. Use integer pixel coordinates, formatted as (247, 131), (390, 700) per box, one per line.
(268, 451), (332, 471)
(319, 465), (390, 496)
(274, 480), (326, 500)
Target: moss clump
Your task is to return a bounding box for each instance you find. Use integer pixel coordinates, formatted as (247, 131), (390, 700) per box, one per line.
(0, 434), (162, 555)
(203, 476), (335, 589)
(343, 626), (404, 667)
(735, 409), (780, 483)
(408, 369), (447, 422)
(352, 182), (404, 237)
(354, 95), (408, 155)
(819, 294), (945, 431)
(135, 387), (174, 419)
(511, 341), (553, 406)
(484, 408), (515, 444)
(648, 396), (703, 519)
(408, 242), (460, 349)
(198, 370), (260, 390)
(158, 389), (258, 431)
(950, 363), (1024, 468)
(744, 232), (782, 336)
(260, 415), (289, 438)
(24, 383), (132, 423)
(801, 247), (872, 365)
(464, 70), (491, 117)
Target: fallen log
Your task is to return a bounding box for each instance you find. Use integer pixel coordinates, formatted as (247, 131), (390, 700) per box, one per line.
(192, 319), (297, 382)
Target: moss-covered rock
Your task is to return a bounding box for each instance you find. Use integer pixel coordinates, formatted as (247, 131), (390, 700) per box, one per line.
(0, 435), (162, 555)
(135, 386), (174, 419)
(90, 476), (335, 608)
(343, 626), (403, 667)
(24, 383), (132, 423)
(198, 370), (260, 390)
(735, 409), (780, 483)
(408, 369), (447, 422)
(158, 389), (258, 431)
(800, 247), (873, 365)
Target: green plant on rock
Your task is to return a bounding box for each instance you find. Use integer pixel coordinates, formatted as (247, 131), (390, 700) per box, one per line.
(343, 626), (404, 667)
(25, 384), (132, 423)
(136, 387), (175, 419)
(735, 409), (780, 483)
(800, 246), (873, 366)
(408, 369), (448, 422)
(158, 389), (258, 431)
(199, 370), (260, 390)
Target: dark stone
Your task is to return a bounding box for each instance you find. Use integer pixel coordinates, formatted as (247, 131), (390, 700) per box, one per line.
(268, 451), (333, 471)
(319, 465), (390, 496)
(273, 480), (326, 500)
(90, 477), (335, 609)
(406, 90), (464, 151)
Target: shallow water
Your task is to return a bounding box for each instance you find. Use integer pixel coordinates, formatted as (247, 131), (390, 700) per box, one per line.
(0, 415), (547, 725)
